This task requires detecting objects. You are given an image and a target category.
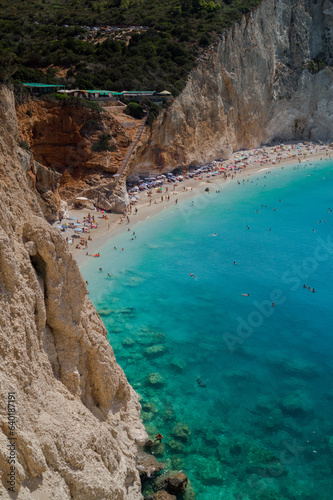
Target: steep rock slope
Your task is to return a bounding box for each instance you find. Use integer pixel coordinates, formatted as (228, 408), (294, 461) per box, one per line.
(0, 86), (147, 499)
(134, 0), (333, 173)
(17, 98), (131, 200)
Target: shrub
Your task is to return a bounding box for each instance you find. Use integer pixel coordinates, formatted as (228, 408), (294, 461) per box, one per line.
(146, 102), (161, 126)
(199, 33), (211, 46)
(81, 119), (103, 137)
(80, 99), (102, 111)
(26, 109), (33, 117)
(124, 102), (144, 119)
(18, 140), (30, 150)
(91, 133), (114, 152)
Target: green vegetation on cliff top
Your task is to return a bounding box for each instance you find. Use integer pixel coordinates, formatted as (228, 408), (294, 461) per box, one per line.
(0, 0), (261, 94)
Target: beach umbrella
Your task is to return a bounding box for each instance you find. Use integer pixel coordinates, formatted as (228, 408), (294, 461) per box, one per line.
(74, 228), (83, 233)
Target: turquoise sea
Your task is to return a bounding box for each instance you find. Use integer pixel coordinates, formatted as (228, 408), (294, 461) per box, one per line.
(81, 160), (333, 499)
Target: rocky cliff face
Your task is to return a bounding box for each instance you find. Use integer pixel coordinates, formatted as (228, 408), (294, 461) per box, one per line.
(133, 0), (333, 173)
(17, 98), (131, 200)
(0, 86), (147, 499)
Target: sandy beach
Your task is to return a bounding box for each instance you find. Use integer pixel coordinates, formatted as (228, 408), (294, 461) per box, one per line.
(58, 141), (333, 266)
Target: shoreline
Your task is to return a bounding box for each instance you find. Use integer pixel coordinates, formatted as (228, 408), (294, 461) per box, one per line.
(59, 143), (333, 267)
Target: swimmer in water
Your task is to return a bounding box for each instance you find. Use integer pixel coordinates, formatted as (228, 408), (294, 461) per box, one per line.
(190, 273), (195, 278)
(210, 233), (218, 236)
(241, 293), (249, 296)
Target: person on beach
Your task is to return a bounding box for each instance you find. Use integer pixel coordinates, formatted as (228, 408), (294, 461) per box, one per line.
(175, 199), (178, 204)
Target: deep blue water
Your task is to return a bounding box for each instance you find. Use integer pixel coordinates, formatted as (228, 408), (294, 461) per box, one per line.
(81, 160), (333, 499)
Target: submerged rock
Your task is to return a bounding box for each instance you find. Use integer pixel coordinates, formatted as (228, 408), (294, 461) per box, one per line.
(280, 391), (313, 416)
(261, 409), (284, 432)
(142, 402), (158, 413)
(170, 359), (186, 373)
(161, 407), (176, 422)
(141, 411), (154, 422)
(171, 423), (191, 442)
(194, 456), (226, 485)
(171, 456), (186, 469)
(122, 337), (135, 347)
(145, 492), (176, 500)
(159, 472), (189, 494)
(167, 439), (187, 454)
(266, 352), (319, 379)
(153, 442), (165, 457)
(97, 308), (113, 317)
(137, 329), (165, 346)
(147, 373), (165, 386)
(144, 345), (167, 358)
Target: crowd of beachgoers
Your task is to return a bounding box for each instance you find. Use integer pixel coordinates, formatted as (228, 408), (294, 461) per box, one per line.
(126, 142), (329, 204)
(55, 141), (333, 261)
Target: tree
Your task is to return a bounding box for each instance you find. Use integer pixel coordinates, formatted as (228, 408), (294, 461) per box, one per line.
(124, 102), (145, 119)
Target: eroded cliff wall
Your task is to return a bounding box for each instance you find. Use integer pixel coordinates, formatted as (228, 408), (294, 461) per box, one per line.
(0, 86), (146, 499)
(134, 0), (333, 173)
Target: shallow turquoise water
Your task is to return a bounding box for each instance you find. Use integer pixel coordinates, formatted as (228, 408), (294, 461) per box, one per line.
(81, 160), (333, 499)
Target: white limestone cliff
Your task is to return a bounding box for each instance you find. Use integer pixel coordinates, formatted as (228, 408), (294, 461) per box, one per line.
(0, 85), (147, 499)
(133, 0), (333, 173)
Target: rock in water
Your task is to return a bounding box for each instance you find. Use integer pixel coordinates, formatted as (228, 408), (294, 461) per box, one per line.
(136, 451), (164, 481)
(159, 473), (189, 494)
(145, 493), (176, 500)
